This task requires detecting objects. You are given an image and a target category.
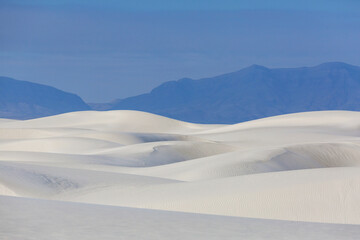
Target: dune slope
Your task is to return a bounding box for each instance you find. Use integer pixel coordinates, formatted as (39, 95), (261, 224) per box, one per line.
(1, 110), (360, 238)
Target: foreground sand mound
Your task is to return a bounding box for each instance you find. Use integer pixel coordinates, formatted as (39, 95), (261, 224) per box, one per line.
(1, 110), (360, 234)
(1, 195), (359, 240)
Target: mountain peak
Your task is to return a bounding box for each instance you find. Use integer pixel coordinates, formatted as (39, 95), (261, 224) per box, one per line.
(112, 62), (360, 124)
(245, 64), (269, 71)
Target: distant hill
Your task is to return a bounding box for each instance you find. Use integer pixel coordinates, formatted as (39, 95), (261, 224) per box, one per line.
(0, 77), (90, 119)
(110, 62), (360, 123)
(3, 62), (360, 123)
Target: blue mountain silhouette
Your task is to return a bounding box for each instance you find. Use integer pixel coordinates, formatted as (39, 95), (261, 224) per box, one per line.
(0, 77), (90, 119)
(110, 62), (360, 123)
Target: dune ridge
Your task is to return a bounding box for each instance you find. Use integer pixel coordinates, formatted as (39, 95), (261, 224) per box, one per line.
(1, 110), (360, 238)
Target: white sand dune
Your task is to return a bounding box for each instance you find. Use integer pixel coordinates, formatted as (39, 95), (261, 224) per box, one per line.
(1, 196), (359, 240)
(1, 110), (360, 238)
(0, 118), (17, 123)
(0, 110), (221, 133)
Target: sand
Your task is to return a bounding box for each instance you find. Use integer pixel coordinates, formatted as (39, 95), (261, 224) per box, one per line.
(1, 110), (360, 239)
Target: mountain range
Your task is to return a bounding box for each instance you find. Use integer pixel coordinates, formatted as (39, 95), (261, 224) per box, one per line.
(2, 62), (360, 123)
(0, 77), (90, 119)
(109, 62), (360, 123)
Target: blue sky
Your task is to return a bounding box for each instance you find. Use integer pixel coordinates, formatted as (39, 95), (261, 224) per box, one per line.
(4, 0), (360, 11)
(1, 0), (360, 102)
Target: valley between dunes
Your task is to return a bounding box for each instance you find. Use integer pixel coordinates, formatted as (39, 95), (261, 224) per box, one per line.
(1, 110), (360, 239)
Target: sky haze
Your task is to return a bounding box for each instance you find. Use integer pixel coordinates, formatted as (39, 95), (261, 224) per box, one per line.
(1, 0), (360, 102)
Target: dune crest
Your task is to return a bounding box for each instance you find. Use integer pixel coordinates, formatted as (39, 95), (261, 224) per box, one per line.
(1, 110), (360, 227)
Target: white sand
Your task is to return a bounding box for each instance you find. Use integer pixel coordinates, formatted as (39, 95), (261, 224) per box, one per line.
(1, 110), (360, 238)
(1, 195), (359, 240)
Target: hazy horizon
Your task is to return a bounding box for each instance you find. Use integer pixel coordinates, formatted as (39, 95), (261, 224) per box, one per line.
(1, 0), (360, 102)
